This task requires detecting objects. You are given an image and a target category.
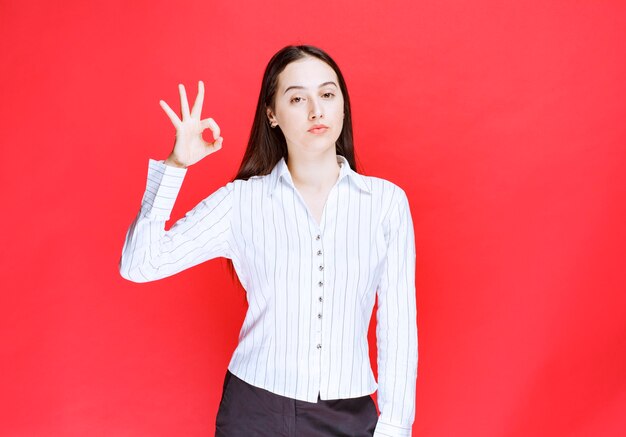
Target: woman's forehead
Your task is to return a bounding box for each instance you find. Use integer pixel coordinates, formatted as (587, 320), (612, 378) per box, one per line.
(278, 58), (338, 91)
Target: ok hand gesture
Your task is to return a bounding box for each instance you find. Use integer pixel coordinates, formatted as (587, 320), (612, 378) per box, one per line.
(159, 81), (223, 168)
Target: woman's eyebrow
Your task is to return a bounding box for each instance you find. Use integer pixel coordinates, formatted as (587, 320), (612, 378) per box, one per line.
(283, 81), (338, 94)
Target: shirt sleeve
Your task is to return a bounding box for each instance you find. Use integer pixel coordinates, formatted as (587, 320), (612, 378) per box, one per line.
(118, 158), (238, 283)
(373, 187), (418, 437)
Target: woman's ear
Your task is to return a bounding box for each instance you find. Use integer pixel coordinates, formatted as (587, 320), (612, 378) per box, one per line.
(266, 107), (277, 127)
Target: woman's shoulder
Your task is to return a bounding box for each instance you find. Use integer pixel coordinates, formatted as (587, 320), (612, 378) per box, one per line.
(359, 173), (407, 197)
(225, 173), (271, 192)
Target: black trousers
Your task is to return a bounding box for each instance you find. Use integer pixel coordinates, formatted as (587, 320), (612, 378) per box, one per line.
(215, 370), (378, 436)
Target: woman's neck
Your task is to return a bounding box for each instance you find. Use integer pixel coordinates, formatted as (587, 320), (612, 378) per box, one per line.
(286, 151), (341, 193)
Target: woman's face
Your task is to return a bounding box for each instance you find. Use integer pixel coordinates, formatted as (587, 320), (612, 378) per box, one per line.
(268, 56), (344, 155)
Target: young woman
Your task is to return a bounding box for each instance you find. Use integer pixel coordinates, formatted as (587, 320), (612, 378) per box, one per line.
(119, 44), (418, 437)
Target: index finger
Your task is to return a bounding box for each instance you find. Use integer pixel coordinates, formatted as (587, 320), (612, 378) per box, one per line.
(200, 117), (220, 139)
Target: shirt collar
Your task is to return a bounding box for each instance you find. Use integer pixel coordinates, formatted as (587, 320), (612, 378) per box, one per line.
(266, 154), (371, 197)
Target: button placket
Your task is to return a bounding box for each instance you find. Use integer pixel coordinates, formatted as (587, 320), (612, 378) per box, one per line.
(315, 233), (324, 351)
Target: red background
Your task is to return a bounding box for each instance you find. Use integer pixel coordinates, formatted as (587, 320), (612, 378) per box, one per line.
(1, 1), (625, 436)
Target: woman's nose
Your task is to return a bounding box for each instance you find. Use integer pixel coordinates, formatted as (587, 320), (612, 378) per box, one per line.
(308, 98), (323, 119)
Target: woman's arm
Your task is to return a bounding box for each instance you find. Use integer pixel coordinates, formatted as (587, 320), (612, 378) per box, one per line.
(118, 158), (237, 283)
(374, 187), (418, 437)
(119, 80), (234, 282)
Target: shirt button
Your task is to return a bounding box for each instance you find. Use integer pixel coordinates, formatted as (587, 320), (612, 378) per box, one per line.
(317, 250), (322, 256)
(318, 313), (322, 319)
(317, 344), (322, 349)
(318, 296), (323, 302)
(318, 281), (323, 287)
(316, 234), (321, 240)
(318, 265), (324, 271)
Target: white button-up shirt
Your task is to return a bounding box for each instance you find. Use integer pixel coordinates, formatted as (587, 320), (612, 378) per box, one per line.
(119, 154), (418, 436)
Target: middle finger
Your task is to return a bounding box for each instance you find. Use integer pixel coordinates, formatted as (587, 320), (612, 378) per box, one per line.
(191, 80), (205, 119)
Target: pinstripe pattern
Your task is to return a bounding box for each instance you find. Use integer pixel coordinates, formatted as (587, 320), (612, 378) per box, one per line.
(119, 154), (418, 436)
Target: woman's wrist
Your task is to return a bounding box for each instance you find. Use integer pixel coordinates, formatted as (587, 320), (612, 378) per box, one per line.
(164, 155), (187, 168)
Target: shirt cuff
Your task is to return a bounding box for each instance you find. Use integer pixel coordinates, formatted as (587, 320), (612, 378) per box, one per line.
(141, 158), (188, 220)
(373, 418), (412, 437)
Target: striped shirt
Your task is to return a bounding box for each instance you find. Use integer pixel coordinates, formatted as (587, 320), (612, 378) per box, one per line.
(119, 154), (418, 436)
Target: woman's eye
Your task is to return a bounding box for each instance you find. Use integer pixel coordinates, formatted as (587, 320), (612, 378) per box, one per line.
(290, 93), (334, 103)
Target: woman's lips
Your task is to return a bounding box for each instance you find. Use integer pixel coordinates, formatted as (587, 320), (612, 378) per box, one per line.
(308, 127), (328, 134)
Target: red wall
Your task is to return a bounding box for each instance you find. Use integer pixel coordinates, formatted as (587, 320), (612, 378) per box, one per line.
(1, 1), (625, 435)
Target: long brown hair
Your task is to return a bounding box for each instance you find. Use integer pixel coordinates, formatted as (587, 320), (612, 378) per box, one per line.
(224, 44), (364, 292)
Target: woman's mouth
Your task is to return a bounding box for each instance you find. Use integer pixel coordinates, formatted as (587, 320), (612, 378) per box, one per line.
(308, 127), (329, 134)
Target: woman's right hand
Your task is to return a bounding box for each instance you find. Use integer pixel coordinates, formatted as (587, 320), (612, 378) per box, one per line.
(159, 80), (223, 168)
